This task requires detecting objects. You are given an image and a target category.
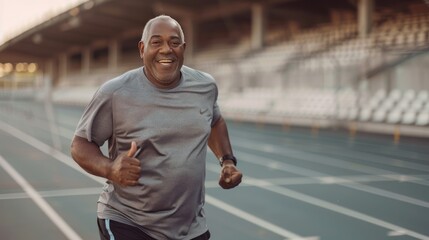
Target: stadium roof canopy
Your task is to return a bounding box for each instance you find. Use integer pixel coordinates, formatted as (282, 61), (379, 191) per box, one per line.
(0, 0), (300, 64)
(0, 0), (410, 64)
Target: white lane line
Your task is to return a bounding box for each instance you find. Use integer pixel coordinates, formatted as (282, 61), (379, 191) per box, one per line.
(206, 195), (316, 240)
(245, 176), (429, 240)
(0, 155), (83, 240)
(234, 134), (429, 173)
(0, 192), (28, 200)
(0, 187), (101, 200)
(0, 121), (303, 240)
(388, 229), (407, 236)
(0, 121), (104, 184)
(4, 174), (427, 200)
(234, 139), (429, 184)
(207, 163), (429, 240)
(37, 187), (101, 198)
(204, 174), (429, 189)
(235, 151), (429, 209)
(343, 183), (429, 208)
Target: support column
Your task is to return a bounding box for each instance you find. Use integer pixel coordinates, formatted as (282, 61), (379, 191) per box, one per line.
(82, 47), (91, 74)
(251, 3), (266, 50)
(108, 39), (120, 71)
(358, 0), (374, 38)
(44, 60), (54, 99)
(58, 53), (68, 83)
(43, 59), (62, 150)
(182, 17), (195, 65)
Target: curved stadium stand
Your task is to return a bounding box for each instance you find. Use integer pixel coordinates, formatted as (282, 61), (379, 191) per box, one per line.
(1, 0), (429, 137)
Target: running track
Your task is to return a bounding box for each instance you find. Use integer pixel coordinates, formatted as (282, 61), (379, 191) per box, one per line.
(0, 99), (428, 240)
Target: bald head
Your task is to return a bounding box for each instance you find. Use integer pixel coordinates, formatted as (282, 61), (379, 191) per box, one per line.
(141, 15), (185, 46)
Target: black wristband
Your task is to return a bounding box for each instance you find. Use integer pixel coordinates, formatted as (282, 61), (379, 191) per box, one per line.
(219, 154), (237, 166)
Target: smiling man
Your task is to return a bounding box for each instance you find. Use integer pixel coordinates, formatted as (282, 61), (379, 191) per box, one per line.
(139, 16), (185, 89)
(70, 15), (242, 240)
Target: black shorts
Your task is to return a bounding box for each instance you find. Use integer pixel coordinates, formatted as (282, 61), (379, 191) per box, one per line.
(97, 218), (211, 240)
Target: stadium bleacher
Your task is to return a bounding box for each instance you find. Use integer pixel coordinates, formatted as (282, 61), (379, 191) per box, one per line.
(192, 1), (429, 136)
(1, 0), (429, 137)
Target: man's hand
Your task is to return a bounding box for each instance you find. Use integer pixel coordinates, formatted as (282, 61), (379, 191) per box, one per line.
(107, 141), (141, 186)
(219, 160), (242, 189)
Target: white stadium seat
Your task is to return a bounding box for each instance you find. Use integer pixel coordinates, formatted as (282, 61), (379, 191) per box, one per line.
(379, 99), (395, 111)
(396, 99), (410, 111)
(415, 112), (429, 126)
(388, 89), (402, 102)
(372, 109), (387, 122)
(401, 110), (416, 125)
(410, 100), (424, 111)
(417, 90), (428, 102)
(359, 108), (372, 121)
(403, 89), (416, 101)
(347, 108), (359, 120)
(386, 110), (402, 124)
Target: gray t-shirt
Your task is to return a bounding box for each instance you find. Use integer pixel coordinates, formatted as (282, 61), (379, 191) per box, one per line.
(75, 66), (221, 240)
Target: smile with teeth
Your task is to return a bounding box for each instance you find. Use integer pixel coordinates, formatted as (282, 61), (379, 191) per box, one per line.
(158, 59), (174, 65)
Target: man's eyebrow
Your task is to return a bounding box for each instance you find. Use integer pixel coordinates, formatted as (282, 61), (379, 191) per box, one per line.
(149, 35), (161, 39)
(149, 35), (180, 40)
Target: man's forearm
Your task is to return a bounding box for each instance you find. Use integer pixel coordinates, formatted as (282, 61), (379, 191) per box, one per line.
(208, 116), (233, 159)
(70, 135), (112, 179)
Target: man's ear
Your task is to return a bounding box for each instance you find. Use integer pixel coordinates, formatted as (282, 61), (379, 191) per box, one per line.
(138, 41), (144, 59)
(182, 42), (186, 51)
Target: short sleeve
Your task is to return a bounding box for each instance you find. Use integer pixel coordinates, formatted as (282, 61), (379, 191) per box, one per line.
(211, 82), (221, 126)
(74, 87), (113, 146)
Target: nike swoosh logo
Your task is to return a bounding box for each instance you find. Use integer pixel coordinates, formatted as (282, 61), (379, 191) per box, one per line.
(200, 108), (209, 114)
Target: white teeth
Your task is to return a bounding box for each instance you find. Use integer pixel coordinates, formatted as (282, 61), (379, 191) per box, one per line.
(159, 60), (173, 63)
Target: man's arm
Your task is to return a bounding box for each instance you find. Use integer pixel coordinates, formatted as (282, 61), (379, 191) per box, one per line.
(208, 116), (242, 189)
(208, 116), (233, 159)
(70, 135), (141, 186)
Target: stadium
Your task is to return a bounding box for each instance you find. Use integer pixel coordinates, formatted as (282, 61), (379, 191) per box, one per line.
(1, 0), (428, 137)
(0, 0), (429, 239)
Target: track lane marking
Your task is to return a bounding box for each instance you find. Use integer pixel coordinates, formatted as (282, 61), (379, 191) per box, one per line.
(4, 173), (428, 200)
(231, 131), (429, 173)
(0, 120), (307, 240)
(206, 195), (317, 240)
(234, 138), (429, 179)
(208, 162), (429, 240)
(0, 187), (101, 200)
(245, 175), (429, 240)
(0, 155), (82, 240)
(235, 151), (429, 208)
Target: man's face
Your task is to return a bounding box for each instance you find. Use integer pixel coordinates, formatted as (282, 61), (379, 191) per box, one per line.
(139, 19), (186, 88)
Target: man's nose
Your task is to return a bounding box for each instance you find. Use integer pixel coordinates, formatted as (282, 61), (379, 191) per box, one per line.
(159, 42), (172, 53)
